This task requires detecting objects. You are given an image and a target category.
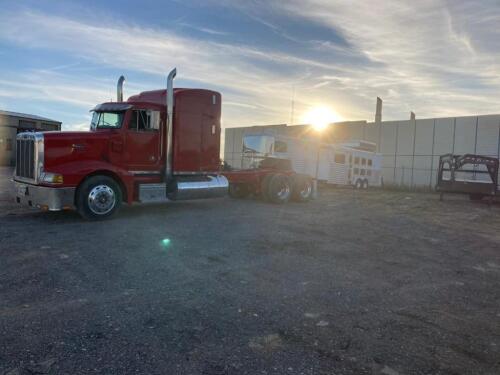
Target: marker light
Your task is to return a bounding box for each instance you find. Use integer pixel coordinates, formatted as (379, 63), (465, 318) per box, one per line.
(41, 173), (64, 184)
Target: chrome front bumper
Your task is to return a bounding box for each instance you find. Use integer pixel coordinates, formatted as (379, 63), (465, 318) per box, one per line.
(14, 181), (75, 211)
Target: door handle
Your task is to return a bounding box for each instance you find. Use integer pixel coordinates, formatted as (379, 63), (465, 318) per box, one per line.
(71, 143), (86, 151)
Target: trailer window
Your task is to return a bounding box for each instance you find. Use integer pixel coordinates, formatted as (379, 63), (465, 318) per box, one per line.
(129, 110), (160, 131)
(334, 153), (345, 164)
(368, 159), (373, 166)
(274, 140), (288, 153)
(362, 158), (367, 165)
(360, 169), (366, 175)
(354, 157), (360, 165)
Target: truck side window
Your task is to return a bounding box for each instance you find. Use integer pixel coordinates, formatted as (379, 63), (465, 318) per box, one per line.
(129, 110), (160, 131)
(368, 159), (373, 166)
(354, 157), (360, 165)
(362, 158), (367, 165)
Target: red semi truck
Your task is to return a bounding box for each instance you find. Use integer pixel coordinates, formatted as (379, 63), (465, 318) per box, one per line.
(13, 69), (312, 219)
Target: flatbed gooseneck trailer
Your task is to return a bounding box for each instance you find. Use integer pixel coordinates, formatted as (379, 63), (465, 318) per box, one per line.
(13, 69), (312, 219)
(436, 153), (499, 203)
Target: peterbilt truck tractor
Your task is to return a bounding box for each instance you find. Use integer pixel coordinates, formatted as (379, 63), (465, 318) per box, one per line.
(13, 69), (312, 220)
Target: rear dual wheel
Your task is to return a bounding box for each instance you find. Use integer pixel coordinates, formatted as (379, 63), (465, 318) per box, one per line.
(292, 174), (313, 202)
(261, 174), (292, 204)
(261, 173), (313, 204)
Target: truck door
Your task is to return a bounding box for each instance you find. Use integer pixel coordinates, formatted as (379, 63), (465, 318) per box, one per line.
(123, 109), (162, 172)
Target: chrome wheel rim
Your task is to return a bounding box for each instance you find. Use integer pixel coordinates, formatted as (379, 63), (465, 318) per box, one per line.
(277, 183), (290, 199)
(88, 185), (116, 215)
(300, 182), (312, 198)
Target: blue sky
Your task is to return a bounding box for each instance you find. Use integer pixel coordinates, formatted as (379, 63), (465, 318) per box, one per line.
(1, 0), (500, 130)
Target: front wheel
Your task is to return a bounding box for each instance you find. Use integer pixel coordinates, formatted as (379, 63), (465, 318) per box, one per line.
(77, 175), (122, 220)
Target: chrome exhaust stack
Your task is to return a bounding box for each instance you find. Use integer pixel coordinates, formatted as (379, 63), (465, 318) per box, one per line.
(166, 68), (176, 181)
(117, 75), (125, 102)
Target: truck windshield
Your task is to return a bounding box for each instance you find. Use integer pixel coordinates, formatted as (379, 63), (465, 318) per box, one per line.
(90, 111), (124, 130)
(243, 135), (274, 156)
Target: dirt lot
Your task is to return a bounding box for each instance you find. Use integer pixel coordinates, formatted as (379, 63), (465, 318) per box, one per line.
(1, 167), (499, 375)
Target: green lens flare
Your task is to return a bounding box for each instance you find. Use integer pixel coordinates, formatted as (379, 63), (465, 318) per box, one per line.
(161, 238), (171, 248)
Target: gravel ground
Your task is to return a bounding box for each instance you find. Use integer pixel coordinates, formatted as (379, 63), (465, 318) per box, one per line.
(1, 167), (499, 375)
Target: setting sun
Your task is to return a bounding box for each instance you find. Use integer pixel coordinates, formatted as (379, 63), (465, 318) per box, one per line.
(302, 106), (341, 131)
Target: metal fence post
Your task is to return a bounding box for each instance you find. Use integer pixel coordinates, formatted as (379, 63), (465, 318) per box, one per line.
(429, 119), (436, 190)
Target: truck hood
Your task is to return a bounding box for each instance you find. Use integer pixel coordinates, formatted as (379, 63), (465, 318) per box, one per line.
(42, 130), (113, 170)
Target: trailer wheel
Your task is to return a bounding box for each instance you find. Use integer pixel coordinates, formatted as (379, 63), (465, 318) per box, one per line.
(292, 174), (313, 202)
(77, 175), (122, 220)
(362, 179), (369, 189)
(229, 183), (249, 199)
(266, 174), (292, 204)
(354, 179), (363, 189)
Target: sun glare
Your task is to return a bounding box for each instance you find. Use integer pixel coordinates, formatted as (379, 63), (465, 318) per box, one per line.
(302, 106), (341, 131)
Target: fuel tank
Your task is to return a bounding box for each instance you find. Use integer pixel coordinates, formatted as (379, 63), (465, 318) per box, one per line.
(167, 175), (228, 200)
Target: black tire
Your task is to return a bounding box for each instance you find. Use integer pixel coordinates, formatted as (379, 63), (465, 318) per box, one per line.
(77, 175), (122, 220)
(228, 183), (249, 199)
(292, 174), (313, 202)
(266, 174), (292, 204)
(469, 194), (484, 201)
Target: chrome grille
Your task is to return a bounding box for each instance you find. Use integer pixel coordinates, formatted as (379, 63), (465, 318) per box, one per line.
(16, 138), (35, 178)
(15, 133), (43, 183)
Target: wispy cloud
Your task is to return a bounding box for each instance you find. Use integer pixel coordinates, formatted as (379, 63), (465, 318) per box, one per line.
(1, 2), (500, 131)
(0, 10), (362, 127)
(273, 0), (500, 116)
(177, 22), (229, 36)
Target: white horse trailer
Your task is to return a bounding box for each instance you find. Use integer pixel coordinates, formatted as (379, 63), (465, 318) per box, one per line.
(240, 134), (383, 188)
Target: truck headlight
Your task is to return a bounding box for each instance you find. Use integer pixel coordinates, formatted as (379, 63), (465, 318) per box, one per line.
(41, 172), (64, 184)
